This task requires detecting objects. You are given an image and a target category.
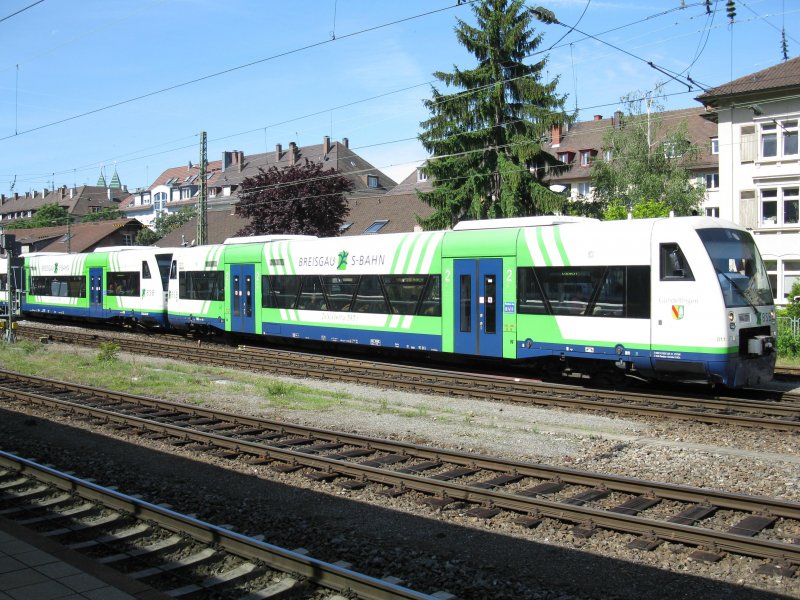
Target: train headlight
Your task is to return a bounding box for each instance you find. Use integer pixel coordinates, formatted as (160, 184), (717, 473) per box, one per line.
(769, 310), (775, 322)
(728, 312), (735, 322)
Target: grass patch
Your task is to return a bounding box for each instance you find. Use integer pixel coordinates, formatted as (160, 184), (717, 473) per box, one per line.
(0, 341), (351, 411)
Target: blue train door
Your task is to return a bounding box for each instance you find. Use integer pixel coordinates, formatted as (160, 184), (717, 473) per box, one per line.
(89, 268), (104, 318)
(230, 264), (255, 334)
(453, 258), (503, 357)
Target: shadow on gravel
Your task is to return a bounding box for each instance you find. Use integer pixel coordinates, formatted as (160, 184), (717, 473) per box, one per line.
(0, 407), (792, 600)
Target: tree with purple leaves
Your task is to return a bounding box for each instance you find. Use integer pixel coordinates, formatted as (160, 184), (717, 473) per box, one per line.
(235, 160), (353, 237)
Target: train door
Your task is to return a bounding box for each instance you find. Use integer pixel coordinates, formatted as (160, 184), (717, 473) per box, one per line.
(453, 258), (503, 357)
(229, 264), (255, 334)
(89, 268), (104, 318)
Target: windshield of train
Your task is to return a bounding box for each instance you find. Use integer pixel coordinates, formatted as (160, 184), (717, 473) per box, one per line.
(696, 228), (773, 308)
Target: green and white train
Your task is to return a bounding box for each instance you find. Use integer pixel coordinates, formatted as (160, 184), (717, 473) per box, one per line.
(18, 216), (777, 387)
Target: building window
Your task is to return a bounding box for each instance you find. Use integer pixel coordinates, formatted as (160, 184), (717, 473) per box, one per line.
(580, 150), (592, 166)
(180, 188), (192, 200)
(557, 152), (571, 163)
(703, 173), (719, 189)
(784, 260), (800, 300)
(759, 119), (798, 160)
(153, 191), (167, 211)
(705, 207), (720, 218)
(760, 187), (799, 226)
(603, 149), (613, 161)
(340, 222), (353, 232)
(577, 182), (591, 197)
(364, 219), (389, 234)
(367, 175), (379, 188)
(711, 137), (719, 154)
(91, 206), (102, 213)
(417, 169), (428, 182)
(122, 233), (134, 246)
(209, 188), (217, 198)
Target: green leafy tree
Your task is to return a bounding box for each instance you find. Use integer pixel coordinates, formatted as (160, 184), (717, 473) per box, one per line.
(234, 160), (353, 237)
(591, 93), (705, 220)
(136, 207), (195, 245)
(81, 208), (124, 223)
(6, 203), (70, 229)
(417, 0), (569, 229)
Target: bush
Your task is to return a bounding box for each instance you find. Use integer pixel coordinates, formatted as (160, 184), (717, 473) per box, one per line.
(96, 342), (120, 362)
(777, 328), (800, 358)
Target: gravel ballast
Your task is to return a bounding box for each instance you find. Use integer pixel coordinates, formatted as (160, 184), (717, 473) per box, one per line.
(0, 337), (798, 599)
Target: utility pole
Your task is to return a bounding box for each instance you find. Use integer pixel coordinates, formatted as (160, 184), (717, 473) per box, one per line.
(197, 131), (208, 246)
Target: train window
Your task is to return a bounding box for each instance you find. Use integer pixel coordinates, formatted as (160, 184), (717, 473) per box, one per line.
(418, 275), (442, 317)
(30, 276), (86, 298)
(660, 243), (694, 281)
(179, 271), (224, 301)
(296, 275), (328, 311)
(516, 268), (547, 315)
(626, 266), (651, 318)
(535, 267), (604, 315)
(321, 275), (358, 311)
(383, 275), (427, 315)
(0, 274), (6, 290)
(460, 275), (471, 332)
(264, 275), (301, 309)
(107, 272), (141, 297)
(232, 275), (240, 317)
(352, 275), (388, 313)
(169, 260), (177, 280)
(591, 268), (624, 317)
(484, 275), (497, 334)
(142, 261), (151, 279)
(156, 254), (173, 289)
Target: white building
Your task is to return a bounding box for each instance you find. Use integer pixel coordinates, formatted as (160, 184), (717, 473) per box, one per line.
(696, 57), (800, 304)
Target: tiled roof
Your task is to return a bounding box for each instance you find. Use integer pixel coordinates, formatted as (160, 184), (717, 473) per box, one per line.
(147, 160), (223, 191)
(544, 107), (718, 182)
(12, 219), (144, 253)
(155, 211), (249, 247)
(0, 186), (126, 219)
(696, 56), (800, 104)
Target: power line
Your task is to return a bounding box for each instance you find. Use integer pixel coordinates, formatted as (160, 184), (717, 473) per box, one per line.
(0, 2), (468, 143)
(0, 0), (44, 25)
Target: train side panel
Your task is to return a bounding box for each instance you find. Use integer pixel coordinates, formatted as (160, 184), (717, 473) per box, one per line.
(103, 249), (171, 326)
(258, 233), (445, 350)
(166, 246), (226, 331)
(23, 252), (102, 318)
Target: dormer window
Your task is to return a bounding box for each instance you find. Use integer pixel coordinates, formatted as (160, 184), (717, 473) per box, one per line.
(580, 150), (593, 166)
(557, 152), (571, 163)
(364, 219), (388, 234)
(367, 175), (379, 188)
(711, 137), (719, 154)
(417, 169), (428, 182)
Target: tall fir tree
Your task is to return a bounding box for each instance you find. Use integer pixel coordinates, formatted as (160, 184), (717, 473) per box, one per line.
(417, 0), (569, 230)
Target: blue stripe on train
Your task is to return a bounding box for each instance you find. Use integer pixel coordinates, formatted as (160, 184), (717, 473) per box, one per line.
(262, 322), (442, 352)
(21, 303), (168, 327)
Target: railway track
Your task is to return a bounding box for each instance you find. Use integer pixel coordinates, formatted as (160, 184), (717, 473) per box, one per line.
(775, 365), (800, 379)
(17, 323), (800, 432)
(1, 369), (799, 576)
(0, 450), (437, 600)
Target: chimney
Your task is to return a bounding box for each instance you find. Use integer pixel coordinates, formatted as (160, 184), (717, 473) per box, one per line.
(42, 188), (48, 198)
(342, 137), (349, 149)
(551, 124), (561, 146)
(593, 114), (602, 121)
(275, 143), (282, 162)
(1, 194), (4, 205)
(107, 187), (112, 200)
(323, 136), (330, 154)
(613, 110), (623, 128)
(69, 188), (74, 199)
(13, 193), (19, 201)
(222, 151), (233, 172)
(289, 142), (297, 165)
(236, 150), (244, 172)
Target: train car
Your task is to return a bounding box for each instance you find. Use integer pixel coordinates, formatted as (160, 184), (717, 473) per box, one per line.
(212, 215), (774, 388)
(22, 248), (173, 327)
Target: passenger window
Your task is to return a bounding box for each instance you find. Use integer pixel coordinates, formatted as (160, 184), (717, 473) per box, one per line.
(660, 243), (694, 281)
(517, 268), (547, 315)
(321, 275), (358, 311)
(296, 275), (328, 311)
(418, 275), (442, 316)
(352, 275), (387, 313)
(626, 266), (651, 318)
(383, 275), (426, 315)
(265, 275), (301, 309)
(591, 268), (624, 317)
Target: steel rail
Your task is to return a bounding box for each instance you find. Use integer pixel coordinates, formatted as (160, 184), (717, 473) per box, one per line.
(2, 373), (799, 566)
(14, 324), (800, 430)
(0, 450), (438, 600)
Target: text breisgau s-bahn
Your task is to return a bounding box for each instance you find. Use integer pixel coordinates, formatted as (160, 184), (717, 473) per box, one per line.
(12, 216), (777, 388)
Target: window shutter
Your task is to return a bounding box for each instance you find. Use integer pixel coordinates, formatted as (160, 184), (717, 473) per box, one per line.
(740, 126), (756, 163)
(739, 189), (757, 228)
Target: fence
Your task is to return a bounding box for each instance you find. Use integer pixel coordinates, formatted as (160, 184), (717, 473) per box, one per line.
(778, 316), (800, 337)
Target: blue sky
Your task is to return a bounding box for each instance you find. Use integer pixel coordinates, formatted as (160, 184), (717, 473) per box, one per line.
(0, 0), (796, 196)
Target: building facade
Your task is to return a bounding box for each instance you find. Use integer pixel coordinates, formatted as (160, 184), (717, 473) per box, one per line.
(696, 57), (800, 303)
